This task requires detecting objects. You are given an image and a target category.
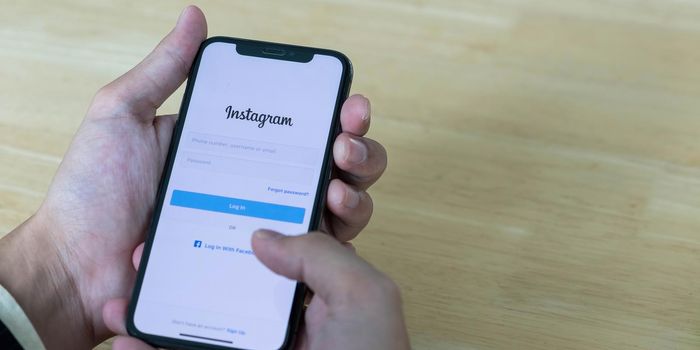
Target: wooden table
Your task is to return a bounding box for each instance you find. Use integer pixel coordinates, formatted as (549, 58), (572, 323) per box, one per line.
(2, 1), (700, 349)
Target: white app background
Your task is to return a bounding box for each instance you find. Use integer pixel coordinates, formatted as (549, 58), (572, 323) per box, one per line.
(133, 41), (343, 349)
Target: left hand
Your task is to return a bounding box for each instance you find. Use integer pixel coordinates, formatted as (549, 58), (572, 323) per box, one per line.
(0, 6), (386, 349)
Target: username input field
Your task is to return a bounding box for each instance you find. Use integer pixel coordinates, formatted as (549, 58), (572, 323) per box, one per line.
(179, 151), (314, 186)
(185, 132), (320, 166)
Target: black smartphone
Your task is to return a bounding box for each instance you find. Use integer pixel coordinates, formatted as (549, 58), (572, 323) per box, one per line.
(127, 36), (352, 350)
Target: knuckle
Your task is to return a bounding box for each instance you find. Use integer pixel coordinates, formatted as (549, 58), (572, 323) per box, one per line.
(93, 84), (116, 104)
(91, 84), (127, 116)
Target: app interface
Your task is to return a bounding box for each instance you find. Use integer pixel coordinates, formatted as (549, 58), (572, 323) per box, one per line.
(133, 42), (344, 349)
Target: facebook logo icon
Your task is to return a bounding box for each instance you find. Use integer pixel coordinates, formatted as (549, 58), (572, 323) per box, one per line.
(193, 240), (202, 248)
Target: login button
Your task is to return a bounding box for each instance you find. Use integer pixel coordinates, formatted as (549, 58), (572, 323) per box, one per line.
(170, 190), (305, 224)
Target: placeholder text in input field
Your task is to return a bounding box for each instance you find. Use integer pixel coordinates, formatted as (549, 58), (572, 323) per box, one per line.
(180, 152), (314, 186)
(186, 132), (320, 166)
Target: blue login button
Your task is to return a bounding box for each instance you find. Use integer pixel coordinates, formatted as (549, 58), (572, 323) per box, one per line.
(170, 190), (305, 224)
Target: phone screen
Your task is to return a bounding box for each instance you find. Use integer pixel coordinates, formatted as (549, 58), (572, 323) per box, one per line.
(130, 40), (347, 349)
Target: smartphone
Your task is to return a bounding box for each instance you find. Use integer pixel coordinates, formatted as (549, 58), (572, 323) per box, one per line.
(127, 37), (352, 350)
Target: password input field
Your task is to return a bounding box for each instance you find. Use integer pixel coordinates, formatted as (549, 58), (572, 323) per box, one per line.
(179, 152), (314, 186)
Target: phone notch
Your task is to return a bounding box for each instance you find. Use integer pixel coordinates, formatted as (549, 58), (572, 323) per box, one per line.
(235, 41), (313, 63)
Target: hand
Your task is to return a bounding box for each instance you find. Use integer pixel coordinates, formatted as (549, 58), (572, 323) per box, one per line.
(0, 5), (387, 349)
(102, 231), (410, 350)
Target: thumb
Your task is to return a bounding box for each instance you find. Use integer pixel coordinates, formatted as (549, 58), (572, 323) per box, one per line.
(91, 5), (207, 121)
(252, 231), (382, 304)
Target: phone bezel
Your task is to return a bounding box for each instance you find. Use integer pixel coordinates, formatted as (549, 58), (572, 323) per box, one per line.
(126, 36), (353, 350)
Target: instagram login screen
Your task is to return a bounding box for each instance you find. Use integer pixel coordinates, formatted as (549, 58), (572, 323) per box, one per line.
(132, 42), (344, 349)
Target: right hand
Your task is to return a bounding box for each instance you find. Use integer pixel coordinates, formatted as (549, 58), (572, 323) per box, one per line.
(103, 231), (411, 350)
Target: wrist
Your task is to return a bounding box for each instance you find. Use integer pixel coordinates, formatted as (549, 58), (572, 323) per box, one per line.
(0, 213), (92, 349)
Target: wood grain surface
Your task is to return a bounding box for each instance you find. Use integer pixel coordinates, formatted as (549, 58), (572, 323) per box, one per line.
(2, 1), (700, 349)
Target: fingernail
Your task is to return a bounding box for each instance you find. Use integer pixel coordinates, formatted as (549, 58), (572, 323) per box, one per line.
(345, 137), (367, 164)
(343, 187), (361, 209)
(362, 97), (371, 122)
(254, 229), (282, 241)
